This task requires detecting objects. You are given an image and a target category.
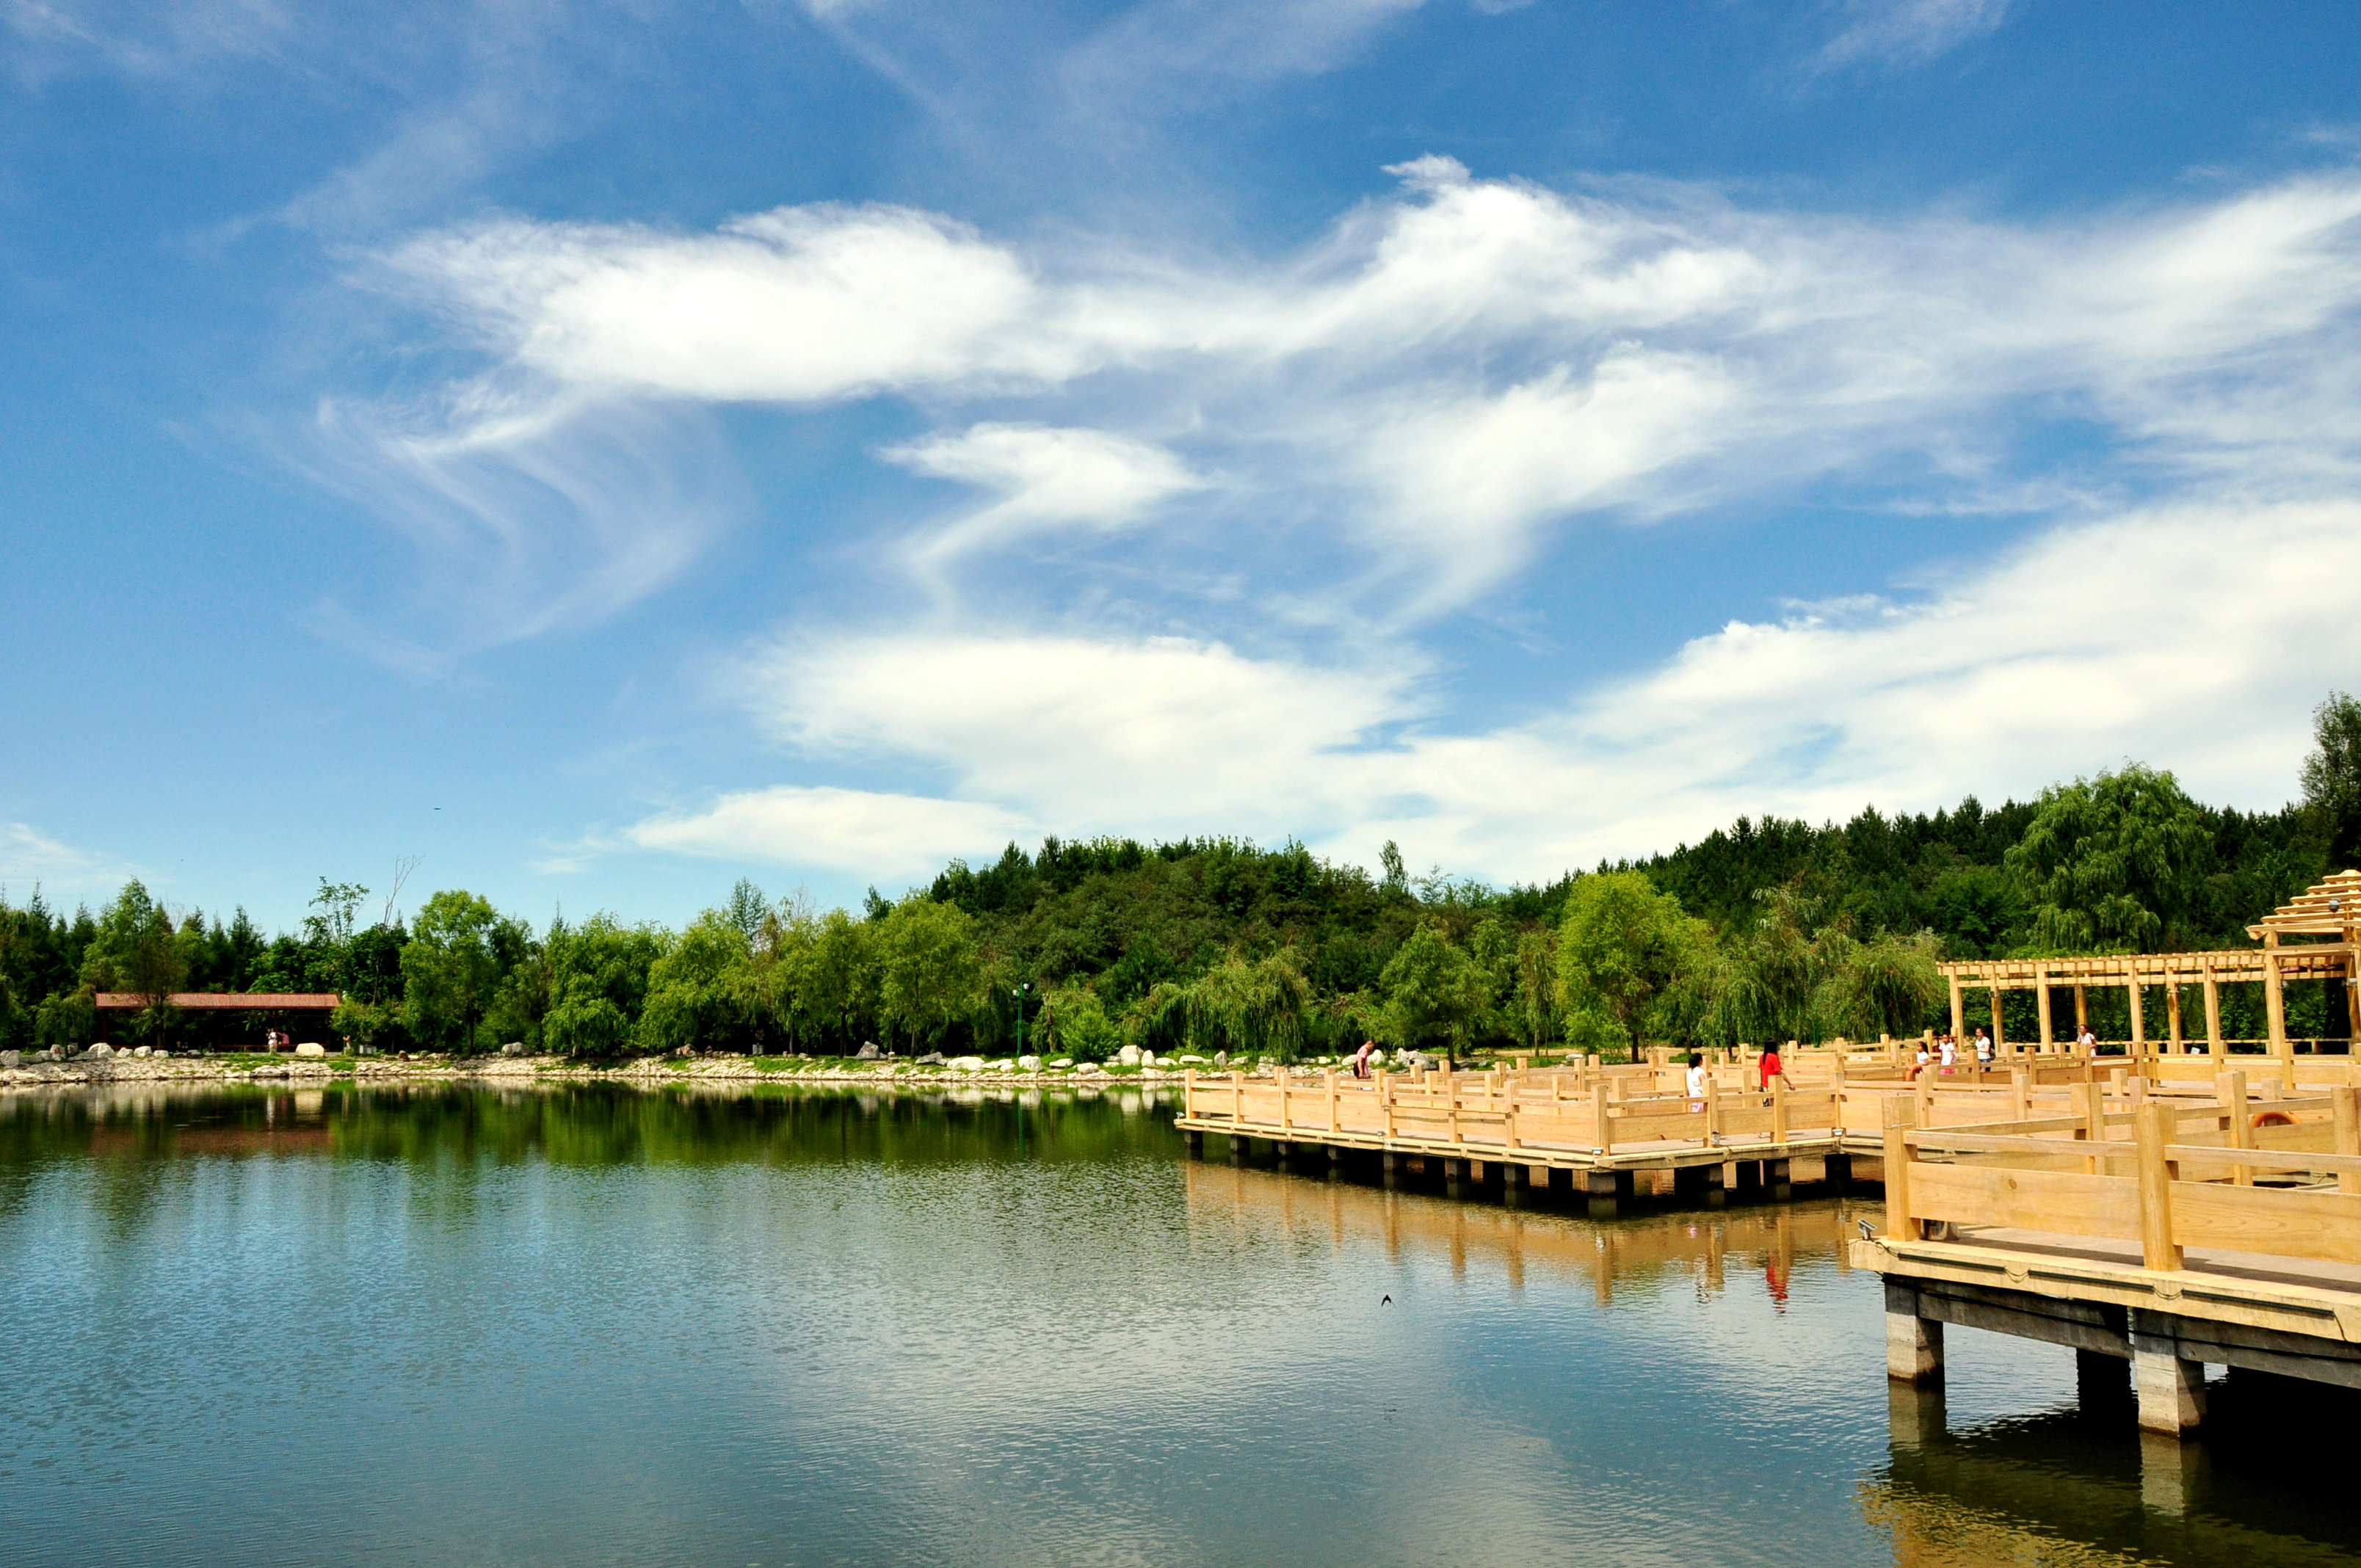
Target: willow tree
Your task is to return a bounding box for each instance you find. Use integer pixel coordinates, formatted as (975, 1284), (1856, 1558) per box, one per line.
(1378, 921), (1490, 1061)
(1555, 871), (1713, 1059)
(2005, 764), (2213, 952)
(1184, 950), (1313, 1061)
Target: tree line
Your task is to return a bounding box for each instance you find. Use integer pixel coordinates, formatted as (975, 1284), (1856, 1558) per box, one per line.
(4, 695), (2356, 1062)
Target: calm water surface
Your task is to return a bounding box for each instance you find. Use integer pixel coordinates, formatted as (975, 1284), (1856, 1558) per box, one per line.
(2, 1083), (2357, 1568)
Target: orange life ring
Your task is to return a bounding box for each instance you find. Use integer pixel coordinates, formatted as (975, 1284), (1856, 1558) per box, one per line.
(2253, 1110), (2296, 1128)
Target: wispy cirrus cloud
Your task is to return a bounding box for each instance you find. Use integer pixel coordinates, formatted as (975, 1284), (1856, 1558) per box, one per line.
(1818, 0), (2012, 70)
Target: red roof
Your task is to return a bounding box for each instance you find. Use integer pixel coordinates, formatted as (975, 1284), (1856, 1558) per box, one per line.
(94, 992), (342, 1011)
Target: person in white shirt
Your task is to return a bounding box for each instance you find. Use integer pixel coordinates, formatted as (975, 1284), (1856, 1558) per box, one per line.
(1973, 1027), (1994, 1068)
(1913, 1042), (1931, 1079)
(1685, 1052), (1707, 1111)
(1939, 1034), (1958, 1073)
(2077, 1025), (2097, 1054)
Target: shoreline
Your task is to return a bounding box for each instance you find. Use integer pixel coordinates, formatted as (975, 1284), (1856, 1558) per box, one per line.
(0, 1053), (1222, 1093)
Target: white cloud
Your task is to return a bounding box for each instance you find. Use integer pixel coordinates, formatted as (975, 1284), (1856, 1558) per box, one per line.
(632, 497), (2361, 883)
(0, 821), (134, 901)
(1820, 0), (2011, 69)
(379, 163), (2361, 626)
(886, 424), (1204, 572)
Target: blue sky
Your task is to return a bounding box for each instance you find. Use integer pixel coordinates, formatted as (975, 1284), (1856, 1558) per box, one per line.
(5, 0), (2361, 931)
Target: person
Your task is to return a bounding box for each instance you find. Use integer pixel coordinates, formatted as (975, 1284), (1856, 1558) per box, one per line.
(1759, 1042), (1794, 1094)
(1974, 1026), (1994, 1068)
(1912, 1040), (1931, 1079)
(2077, 1023), (2097, 1055)
(1686, 1051), (1707, 1112)
(1352, 1039), (1377, 1080)
(1940, 1033), (1959, 1073)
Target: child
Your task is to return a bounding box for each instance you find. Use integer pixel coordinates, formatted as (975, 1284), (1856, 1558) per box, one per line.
(1686, 1051), (1707, 1111)
(1912, 1040), (1931, 1080)
(1939, 1033), (1958, 1074)
(1759, 1042), (1794, 1094)
(1974, 1027), (1995, 1069)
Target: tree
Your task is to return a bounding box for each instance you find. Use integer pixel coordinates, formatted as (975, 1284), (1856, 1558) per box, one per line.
(1185, 950), (1313, 1061)
(2006, 764), (2214, 953)
(398, 890), (515, 1053)
(1554, 871), (1711, 1058)
(874, 896), (985, 1052)
(1377, 921), (1489, 1060)
(2302, 692), (2361, 871)
(80, 880), (187, 1048)
(637, 913), (752, 1054)
(1034, 983), (1122, 1061)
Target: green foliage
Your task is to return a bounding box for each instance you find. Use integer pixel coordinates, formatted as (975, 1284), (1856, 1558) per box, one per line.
(1377, 921), (1490, 1059)
(1034, 983), (1122, 1061)
(399, 890), (521, 1053)
(2006, 764), (2215, 952)
(1555, 871), (1709, 1056)
(2302, 692), (2361, 871)
(1183, 949), (1313, 1061)
(79, 879), (187, 1047)
(874, 896), (986, 1051)
(638, 913), (752, 1054)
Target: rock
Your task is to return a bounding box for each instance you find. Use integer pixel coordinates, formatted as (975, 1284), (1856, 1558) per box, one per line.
(855, 1041), (881, 1060)
(295, 1042), (327, 1058)
(1214, 1050), (1228, 1067)
(1139, 1050), (1158, 1068)
(152, 1050), (170, 1059)
(132, 1045), (150, 1057)
(1017, 1055), (1041, 1072)
(917, 1051), (945, 1065)
(501, 1041), (526, 1056)
(1115, 1043), (1142, 1067)
(949, 1056), (985, 1072)
(1178, 1053), (1208, 1064)
(1048, 1057), (1073, 1069)
(1076, 1063), (1105, 1076)
(88, 1042), (115, 1059)
(0, 1050), (16, 1068)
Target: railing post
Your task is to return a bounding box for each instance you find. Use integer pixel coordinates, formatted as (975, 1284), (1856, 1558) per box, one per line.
(1704, 1084), (1722, 1146)
(2037, 965), (2053, 1052)
(2218, 1070), (2252, 1187)
(1592, 1085), (1612, 1155)
(1325, 1069), (1340, 1135)
(1231, 1070), (1244, 1126)
(2336, 1086), (2361, 1197)
(2203, 963), (2224, 1061)
(1771, 1077), (1788, 1144)
(1277, 1063), (1288, 1132)
(1882, 1095), (1919, 1241)
(2135, 1102), (2182, 1272)
(2078, 1078), (2105, 1175)
(2264, 932), (2290, 1066)
(1183, 1067), (1196, 1118)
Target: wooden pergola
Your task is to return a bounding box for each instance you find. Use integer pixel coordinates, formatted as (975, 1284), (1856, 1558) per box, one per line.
(1934, 871), (2360, 1063)
(94, 992), (343, 1013)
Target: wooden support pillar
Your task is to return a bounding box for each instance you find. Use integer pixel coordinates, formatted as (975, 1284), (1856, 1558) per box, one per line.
(2337, 1087), (2361, 1196)
(1990, 984), (2006, 1059)
(2130, 1312), (2205, 1435)
(2265, 932), (2290, 1065)
(2219, 1070), (2252, 1187)
(2128, 979), (2145, 1060)
(1884, 1280), (1944, 1383)
(1948, 973), (1965, 1042)
(2037, 968), (2054, 1052)
(2075, 985), (2089, 1041)
(2204, 964), (2224, 1061)
(2167, 984), (2183, 1054)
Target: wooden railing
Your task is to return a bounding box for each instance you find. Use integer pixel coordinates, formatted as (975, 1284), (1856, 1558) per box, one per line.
(1882, 1085), (2361, 1273)
(1181, 1066), (1843, 1157)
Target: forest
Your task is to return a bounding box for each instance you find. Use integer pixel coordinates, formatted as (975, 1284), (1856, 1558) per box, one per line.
(4, 695), (2357, 1063)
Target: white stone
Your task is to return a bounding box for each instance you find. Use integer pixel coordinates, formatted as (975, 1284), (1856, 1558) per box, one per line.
(1077, 1063), (1105, 1076)
(1115, 1043), (1142, 1066)
(1048, 1058), (1073, 1068)
(295, 1042), (327, 1058)
(949, 1056), (985, 1072)
(1017, 1055), (1042, 1072)
(1178, 1053), (1208, 1064)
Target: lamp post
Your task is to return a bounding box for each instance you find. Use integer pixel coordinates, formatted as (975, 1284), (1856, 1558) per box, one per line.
(1013, 981), (1031, 1056)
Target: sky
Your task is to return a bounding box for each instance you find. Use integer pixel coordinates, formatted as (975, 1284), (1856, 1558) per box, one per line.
(4, 0), (2361, 932)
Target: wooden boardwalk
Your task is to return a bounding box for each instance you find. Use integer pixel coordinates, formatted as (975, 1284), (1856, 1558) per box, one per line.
(1857, 1076), (2361, 1440)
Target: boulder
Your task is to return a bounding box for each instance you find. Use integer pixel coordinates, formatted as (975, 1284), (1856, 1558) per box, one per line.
(916, 1051), (945, 1065)
(295, 1042), (327, 1058)
(88, 1042), (115, 1060)
(1178, 1053), (1208, 1064)
(1115, 1043), (1142, 1067)
(1214, 1050), (1228, 1067)
(1048, 1058), (1073, 1069)
(1076, 1063), (1105, 1076)
(501, 1041), (526, 1056)
(855, 1041), (881, 1060)
(1017, 1055), (1041, 1072)
(949, 1056), (985, 1072)
(0, 1050), (16, 1068)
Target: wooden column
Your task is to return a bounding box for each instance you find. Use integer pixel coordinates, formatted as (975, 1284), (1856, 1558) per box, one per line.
(2167, 983), (2183, 1055)
(2134, 1102), (2182, 1271)
(2037, 967), (2053, 1052)
(1882, 1095), (1919, 1242)
(2128, 979), (2145, 1059)
(1990, 984), (2006, 1059)
(2219, 1070), (2252, 1187)
(2264, 931), (2290, 1064)
(2336, 1087), (2361, 1197)
(2203, 963), (2224, 1061)
(1948, 973), (1965, 1041)
(2075, 985), (2089, 1040)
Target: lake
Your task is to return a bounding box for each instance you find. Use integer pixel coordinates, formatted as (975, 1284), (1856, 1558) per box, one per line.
(1, 1083), (2356, 1567)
